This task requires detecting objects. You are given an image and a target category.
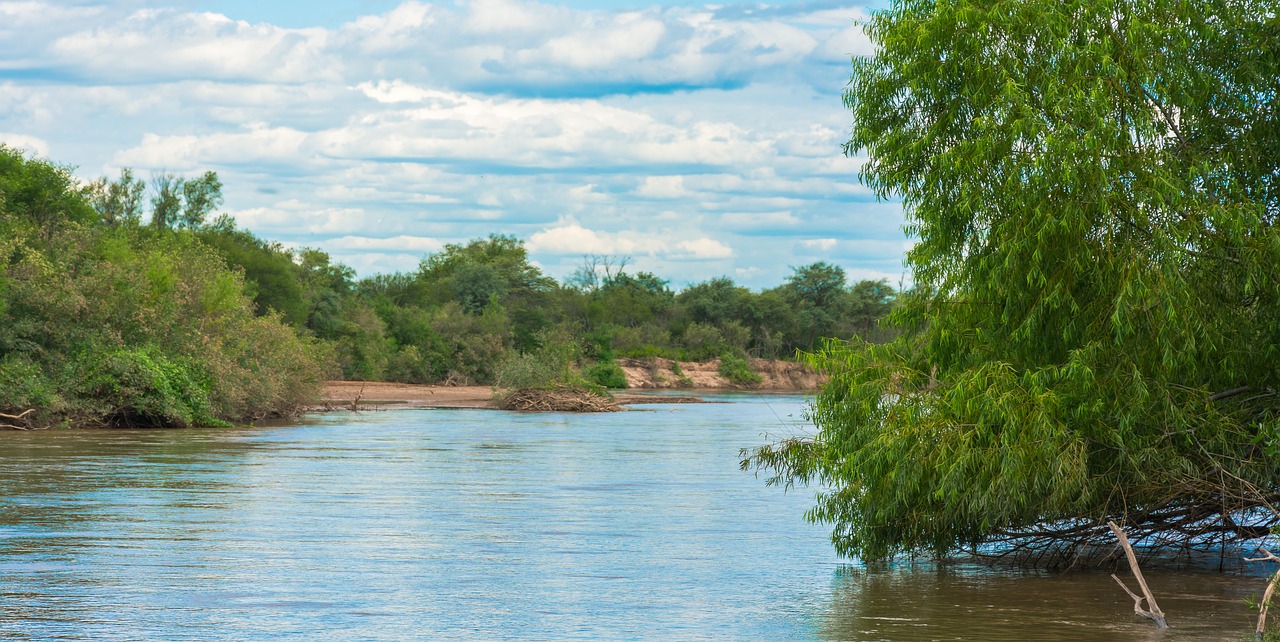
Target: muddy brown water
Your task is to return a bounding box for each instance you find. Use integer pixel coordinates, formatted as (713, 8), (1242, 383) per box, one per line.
(0, 394), (1266, 640)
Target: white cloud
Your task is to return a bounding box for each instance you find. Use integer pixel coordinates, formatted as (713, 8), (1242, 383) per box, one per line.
(112, 83), (775, 173)
(0, 132), (49, 157)
(230, 205), (388, 236)
(527, 223), (732, 261)
(0, 0), (912, 289)
(527, 223), (665, 256)
(800, 238), (838, 251)
(322, 235), (444, 253)
(635, 175), (687, 199)
(329, 251), (424, 276)
(49, 9), (335, 83)
(721, 211), (799, 228)
(676, 238), (733, 259)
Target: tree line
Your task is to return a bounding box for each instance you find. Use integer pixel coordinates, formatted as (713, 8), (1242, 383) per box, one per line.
(0, 145), (897, 427)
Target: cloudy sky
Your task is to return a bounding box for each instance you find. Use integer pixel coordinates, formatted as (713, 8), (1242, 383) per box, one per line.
(0, 0), (908, 290)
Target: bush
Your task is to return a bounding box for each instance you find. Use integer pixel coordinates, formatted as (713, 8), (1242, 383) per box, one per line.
(493, 328), (583, 391)
(0, 357), (61, 422)
(73, 346), (222, 427)
(611, 323), (673, 358)
(585, 360), (628, 389)
(718, 352), (762, 387)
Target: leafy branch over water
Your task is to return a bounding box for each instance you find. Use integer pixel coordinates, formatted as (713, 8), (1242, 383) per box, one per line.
(745, 0), (1280, 563)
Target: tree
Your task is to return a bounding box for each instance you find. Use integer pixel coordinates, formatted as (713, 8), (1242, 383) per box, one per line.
(746, 0), (1280, 563)
(0, 145), (96, 233)
(784, 262), (846, 309)
(149, 173), (183, 229)
(780, 262), (849, 349)
(197, 228), (308, 325)
(178, 171), (223, 230)
(146, 171), (224, 230)
(85, 168), (146, 226)
(451, 263), (508, 314)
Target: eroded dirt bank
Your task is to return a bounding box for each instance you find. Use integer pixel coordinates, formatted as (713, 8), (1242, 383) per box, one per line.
(616, 357), (823, 390)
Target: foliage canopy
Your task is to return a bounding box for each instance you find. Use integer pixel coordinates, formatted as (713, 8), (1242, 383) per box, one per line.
(0, 147), (327, 427)
(747, 0), (1280, 562)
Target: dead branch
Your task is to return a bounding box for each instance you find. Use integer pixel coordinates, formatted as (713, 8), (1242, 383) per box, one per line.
(1245, 549), (1280, 640)
(0, 409), (35, 430)
(1210, 386), (1253, 402)
(349, 384), (366, 412)
(1109, 520), (1168, 628)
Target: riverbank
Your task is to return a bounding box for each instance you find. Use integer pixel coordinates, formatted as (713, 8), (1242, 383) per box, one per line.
(322, 356), (820, 411)
(321, 381), (717, 410)
(617, 357), (822, 389)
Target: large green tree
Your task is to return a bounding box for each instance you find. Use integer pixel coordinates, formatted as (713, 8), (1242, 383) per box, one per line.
(747, 0), (1280, 562)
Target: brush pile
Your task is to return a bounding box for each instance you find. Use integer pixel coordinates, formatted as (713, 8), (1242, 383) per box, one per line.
(498, 388), (620, 412)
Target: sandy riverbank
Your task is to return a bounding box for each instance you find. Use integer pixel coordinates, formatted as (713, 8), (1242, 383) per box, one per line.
(321, 381), (716, 410)
(322, 359), (819, 411)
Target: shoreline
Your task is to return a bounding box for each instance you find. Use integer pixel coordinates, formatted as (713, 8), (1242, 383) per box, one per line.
(321, 380), (815, 411)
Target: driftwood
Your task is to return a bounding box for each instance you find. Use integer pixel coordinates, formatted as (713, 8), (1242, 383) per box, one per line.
(1244, 548), (1280, 640)
(1108, 520), (1168, 629)
(0, 409), (35, 430)
(499, 388), (620, 413)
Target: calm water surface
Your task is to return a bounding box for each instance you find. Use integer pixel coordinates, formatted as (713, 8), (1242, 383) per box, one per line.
(0, 394), (1265, 640)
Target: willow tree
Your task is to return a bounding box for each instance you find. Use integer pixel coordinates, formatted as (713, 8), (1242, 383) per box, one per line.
(747, 0), (1280, 563)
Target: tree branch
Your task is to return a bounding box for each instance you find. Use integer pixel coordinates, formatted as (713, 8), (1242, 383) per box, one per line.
(1109, 521), (1168, 628)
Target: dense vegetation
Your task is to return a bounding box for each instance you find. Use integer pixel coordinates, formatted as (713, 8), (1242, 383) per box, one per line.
(0, 148), (326, 428)
(746, 0), (1280, 564)
(0, 145), (897, 428)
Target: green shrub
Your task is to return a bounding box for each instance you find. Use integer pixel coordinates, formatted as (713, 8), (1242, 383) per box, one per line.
(494, 328), (583, 391)
(74, 346), (222, 427)
(585, 360), (628, 389)
(0, 357), (61, 419)
(718, 352), (762, 387)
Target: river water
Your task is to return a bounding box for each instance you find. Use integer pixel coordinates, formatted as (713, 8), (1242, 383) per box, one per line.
(0, 394), (1267, 640)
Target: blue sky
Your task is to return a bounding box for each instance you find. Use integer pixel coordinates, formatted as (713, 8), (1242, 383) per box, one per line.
(0, 0), (908, 290)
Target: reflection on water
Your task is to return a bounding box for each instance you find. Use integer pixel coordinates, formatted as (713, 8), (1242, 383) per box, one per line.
(0, 395), (1264, 640)
(820, 563), (1257, 641)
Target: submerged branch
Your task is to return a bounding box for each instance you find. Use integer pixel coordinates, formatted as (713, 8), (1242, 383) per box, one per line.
(1109, 521), (1168, 628)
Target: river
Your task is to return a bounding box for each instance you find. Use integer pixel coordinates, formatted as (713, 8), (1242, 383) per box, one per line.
(0, 394), (1266, 640)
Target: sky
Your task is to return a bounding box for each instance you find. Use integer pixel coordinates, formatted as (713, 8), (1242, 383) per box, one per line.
(0, 0), (909, 290)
